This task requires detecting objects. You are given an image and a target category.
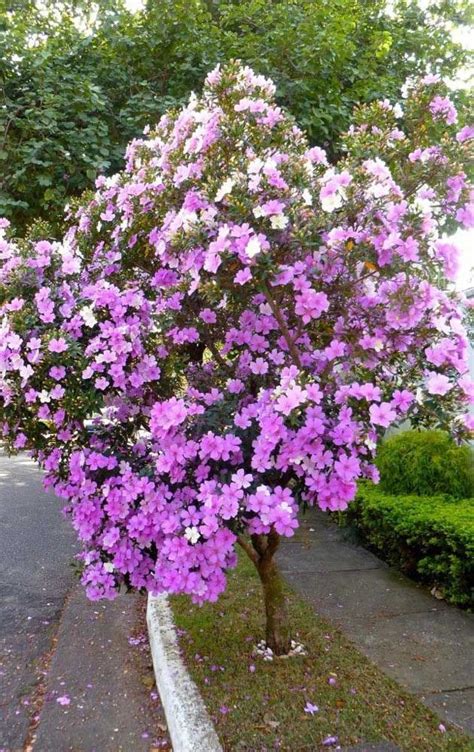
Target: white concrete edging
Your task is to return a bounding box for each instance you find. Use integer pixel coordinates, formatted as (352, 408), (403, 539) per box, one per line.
(147, 594), (223, 752)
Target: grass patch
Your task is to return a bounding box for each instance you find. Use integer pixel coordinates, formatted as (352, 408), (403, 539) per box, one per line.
(170, 553), (473, 752)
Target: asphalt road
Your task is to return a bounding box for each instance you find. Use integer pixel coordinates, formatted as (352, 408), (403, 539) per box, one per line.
(0, 452), (77, 752)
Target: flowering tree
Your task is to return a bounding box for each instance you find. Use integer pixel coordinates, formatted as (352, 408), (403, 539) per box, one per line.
(0, 63), (472, 654)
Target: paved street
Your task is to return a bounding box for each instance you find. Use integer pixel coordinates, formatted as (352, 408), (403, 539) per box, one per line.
(0, 453), (170, 752)
(0, 452), (77, 751)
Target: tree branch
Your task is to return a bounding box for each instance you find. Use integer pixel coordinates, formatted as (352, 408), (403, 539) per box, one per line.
(237, 535), (260, 565)
(204, 337), (232, 374)
(260, 281), (302, 369)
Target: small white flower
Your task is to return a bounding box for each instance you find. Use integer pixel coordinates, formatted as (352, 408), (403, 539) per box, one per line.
(270, 214), (289, 230)
(245, 236), (261, 258)
(80, 306), (97, 328)
(320, 189), (345, 213)
(215, 178), (235, 202)
(253, 206), (264, 218)
(247, 158), (264, 174)
(393, 103), (403, 119)
(104, 562), (114, 573)
(184, 526), (200, 545)
(302, 188), (313, 205)
(415, 387), (424, 405)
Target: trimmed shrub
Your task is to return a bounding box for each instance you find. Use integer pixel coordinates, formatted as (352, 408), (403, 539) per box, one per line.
(376, 430), (474, 499)
(344, 484), (474, 608)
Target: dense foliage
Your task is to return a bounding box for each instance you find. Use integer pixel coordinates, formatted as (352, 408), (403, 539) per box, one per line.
(377, 429), (474, 498)
(2, 0), (472, 230)
(0, 64), (472, 635)
(344, 484), (474, 608)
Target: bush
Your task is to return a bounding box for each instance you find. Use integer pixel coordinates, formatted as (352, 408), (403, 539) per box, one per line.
(376, 430), (474, 499)
(344, 484), (474, 608)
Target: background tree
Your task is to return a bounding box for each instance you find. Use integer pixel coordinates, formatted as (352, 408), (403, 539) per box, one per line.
(1, 0), (471, 231)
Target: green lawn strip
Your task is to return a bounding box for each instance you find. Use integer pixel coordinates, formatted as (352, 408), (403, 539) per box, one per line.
(170, 553), (473, 752)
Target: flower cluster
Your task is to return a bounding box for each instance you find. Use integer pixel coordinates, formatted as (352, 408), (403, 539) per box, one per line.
(0, 63), (472, 603)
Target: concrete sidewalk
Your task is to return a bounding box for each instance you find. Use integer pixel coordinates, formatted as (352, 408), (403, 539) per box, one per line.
(278, 508), (474, 735)
(32, 587), (170, 752)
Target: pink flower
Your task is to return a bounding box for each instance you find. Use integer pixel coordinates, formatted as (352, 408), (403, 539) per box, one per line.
(48, 338), (68, 353)
(456, 125), (474, 143)
(369, 402), (396, 428)
(199, 308), (217, 324)
(227, 379), (244, 394)
(250, 358), (268, 375)
(295, 290), (329, 323)
(426, 372), (452, 396)
(151, 397), (188, 434)
(234, 268), (252, 285)
(429, 96), (457, 125)
(56, 695), (70, 706)
(391, 389), (415, 413)
(275, 385), (306, 415)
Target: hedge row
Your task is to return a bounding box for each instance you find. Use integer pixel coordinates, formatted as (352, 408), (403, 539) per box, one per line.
(376, 430), (474, 499)
(342, 484), (474, 609)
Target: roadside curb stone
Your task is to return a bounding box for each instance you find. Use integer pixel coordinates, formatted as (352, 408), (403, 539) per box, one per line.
(147, 594), (222, 752)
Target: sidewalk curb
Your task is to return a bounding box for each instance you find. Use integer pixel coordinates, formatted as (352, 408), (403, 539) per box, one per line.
(147, 594), (223, 752)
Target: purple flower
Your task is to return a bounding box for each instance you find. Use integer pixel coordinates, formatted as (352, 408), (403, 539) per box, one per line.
(234, 268), (252, 285)
(369, 402), (396, 428)
(322, 736), (338, 747)
(304, 701), (319, 715)
(429, 96), (457, 126)
(48, 338), (68, 354)
(426, 372), (452, 396)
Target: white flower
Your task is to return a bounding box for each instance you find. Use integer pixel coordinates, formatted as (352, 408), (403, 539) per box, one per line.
(253, 206), (264, 218)
(80, 306), (97, 328)
(184, 526), (200, 545)
(415, 387), (424, 405)
(393, 103), (403, 119)
(256, 484), (271, 496)
(321, 191), (344, 213)
(245, 236), (261, 258)
(270, 214), (289, 230)
(366, 182), (390, 199)
(302, 188), (313, 205)
(104, 562), (115, 573)
(247, 158), (264, 174)
(215, 178), (235, 202)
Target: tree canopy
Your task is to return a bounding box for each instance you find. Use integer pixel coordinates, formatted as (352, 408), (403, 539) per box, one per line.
(1, 0), (471, 230)
(1, 62), (472, 652)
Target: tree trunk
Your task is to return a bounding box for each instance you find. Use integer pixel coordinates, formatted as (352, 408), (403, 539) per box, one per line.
(256, 550), (291, 655)
(238, 530), (291, 656)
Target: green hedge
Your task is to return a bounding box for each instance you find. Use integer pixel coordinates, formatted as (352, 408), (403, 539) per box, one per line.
(376, 430), (474, 499)
(343, 484), (474, 608)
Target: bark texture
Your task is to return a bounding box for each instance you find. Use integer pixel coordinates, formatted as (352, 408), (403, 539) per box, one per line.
(238, 529), (291, 656)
